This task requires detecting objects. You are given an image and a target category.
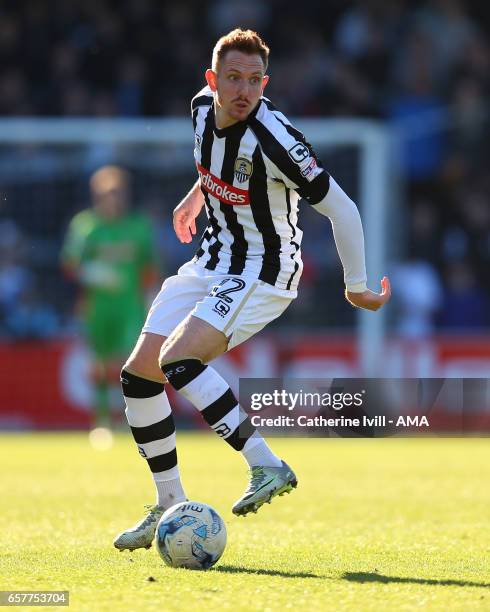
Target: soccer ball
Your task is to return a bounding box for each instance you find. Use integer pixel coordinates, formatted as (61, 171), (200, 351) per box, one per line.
(155, 501), (227, 570)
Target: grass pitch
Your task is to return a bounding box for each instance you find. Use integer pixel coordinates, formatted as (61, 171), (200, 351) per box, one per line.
(1, 433), (489, 612)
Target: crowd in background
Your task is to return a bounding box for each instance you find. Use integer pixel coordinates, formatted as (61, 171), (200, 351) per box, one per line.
(0, 0), (489, 337)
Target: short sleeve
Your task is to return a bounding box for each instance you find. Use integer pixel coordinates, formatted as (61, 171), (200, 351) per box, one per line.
(60, 211), (92, 269)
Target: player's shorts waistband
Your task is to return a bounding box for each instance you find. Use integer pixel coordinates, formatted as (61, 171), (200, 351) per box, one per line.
(188, 257), (300, 297)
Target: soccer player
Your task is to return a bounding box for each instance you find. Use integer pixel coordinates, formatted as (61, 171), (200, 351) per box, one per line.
(114, 29), (390, 551)
(61, 166), (158, 430)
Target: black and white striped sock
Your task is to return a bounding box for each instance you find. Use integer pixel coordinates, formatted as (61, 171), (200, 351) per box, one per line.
(161, 359), (282, 468)
(121, 369), (187, 509)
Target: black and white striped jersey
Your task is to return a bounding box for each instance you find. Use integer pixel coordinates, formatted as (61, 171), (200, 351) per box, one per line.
(191, 86), (331, 293)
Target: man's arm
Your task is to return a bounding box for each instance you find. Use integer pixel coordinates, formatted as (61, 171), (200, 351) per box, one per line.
(311, 175), (390, 311)
(173, 179), (205, 244)
(60, 213), (87, 278)
(250, 110), (390, 311)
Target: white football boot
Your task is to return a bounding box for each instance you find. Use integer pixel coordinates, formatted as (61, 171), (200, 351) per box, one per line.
(232, 461), (298, 516)
(113, 504), (165, 551)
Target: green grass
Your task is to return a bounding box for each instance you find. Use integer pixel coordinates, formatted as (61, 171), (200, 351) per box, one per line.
(1, 433), (489, 611)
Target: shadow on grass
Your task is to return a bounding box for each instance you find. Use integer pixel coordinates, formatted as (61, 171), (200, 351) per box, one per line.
(214, 564), (320, 579)
(343, 572), (490, 589)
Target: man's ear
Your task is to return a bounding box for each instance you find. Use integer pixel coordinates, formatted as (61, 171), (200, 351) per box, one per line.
(205, 69), (217, 92)
(261, 75), (269, 91)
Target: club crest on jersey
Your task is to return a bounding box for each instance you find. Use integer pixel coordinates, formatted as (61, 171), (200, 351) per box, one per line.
(234, 157), (253, 183)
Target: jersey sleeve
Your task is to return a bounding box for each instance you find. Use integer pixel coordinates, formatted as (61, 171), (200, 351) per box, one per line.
(60, 211), (91, 271)
(311, 177), (367, 291)
(250, 104), (330, 205)
(191, 86), (213, 128)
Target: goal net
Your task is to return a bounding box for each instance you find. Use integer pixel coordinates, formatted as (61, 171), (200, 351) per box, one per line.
(0, 118), (390, 375)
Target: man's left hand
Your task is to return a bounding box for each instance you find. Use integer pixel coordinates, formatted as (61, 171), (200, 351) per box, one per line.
(345, 276), (391, 311)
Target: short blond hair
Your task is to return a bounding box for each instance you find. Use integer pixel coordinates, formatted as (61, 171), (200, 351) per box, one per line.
(212, 28), (269, 72)
(90, 165), (130, 194)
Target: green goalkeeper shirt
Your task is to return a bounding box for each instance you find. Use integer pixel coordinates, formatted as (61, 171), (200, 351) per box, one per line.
(61, 208), (157, 310)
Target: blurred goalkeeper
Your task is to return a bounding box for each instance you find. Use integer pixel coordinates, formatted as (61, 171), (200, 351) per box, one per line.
(61, 166), (158, 431)
(113, 28), (391, 552)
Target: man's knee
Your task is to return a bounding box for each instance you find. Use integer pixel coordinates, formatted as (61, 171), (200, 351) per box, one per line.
(158, 325), (228, 367)
(158, 342), (183, 369)
(120, 367), (165, 398)
(159, 357), (206, 390)
(158, 342), (211, 369)
(124, 332), (167, 382)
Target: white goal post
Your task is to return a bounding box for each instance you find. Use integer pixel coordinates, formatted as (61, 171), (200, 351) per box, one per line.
(0, 118), (391, 376)
(297, 119), (390, 377)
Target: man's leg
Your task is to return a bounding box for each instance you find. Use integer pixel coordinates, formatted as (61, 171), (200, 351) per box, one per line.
(159, 315), (297, 516)
(113, 331), (187, 551)
(90, 360), (110, 428)
(86, 311), (113, 429)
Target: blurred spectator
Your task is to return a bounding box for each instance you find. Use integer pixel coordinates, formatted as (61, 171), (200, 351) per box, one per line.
(0, 0), (488, 333)
(0, 0), (482, 119)
(409, 199), (443, 266)
(0, 220), (59, 339)
(208, 0), (271, 35)
(3, 285), (60, 339)
(388, 29), (447, 183)
(334, 0), (403, 101)
(445, 77), (489, 177)
(0, 69), (30, 115)
(0, 221), (31, 310)
(116, 55), (146, 116)
(439, 261), (490, 329)
(392, 256), (443, 338)
(413, 0), (480, 85)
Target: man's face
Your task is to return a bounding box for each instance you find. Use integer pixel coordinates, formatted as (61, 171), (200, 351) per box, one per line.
(92, 184), (128, 220)
(206, 50), (269, 127)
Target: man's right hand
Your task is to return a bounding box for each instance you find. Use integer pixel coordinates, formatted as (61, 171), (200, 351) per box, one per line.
(173, 180), (204, 243)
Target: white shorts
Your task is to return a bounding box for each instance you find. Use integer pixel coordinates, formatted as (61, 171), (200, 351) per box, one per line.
(142, 260), (295, 350)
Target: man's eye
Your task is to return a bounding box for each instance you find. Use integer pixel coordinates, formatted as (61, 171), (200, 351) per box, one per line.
(250, 78), (260, 85)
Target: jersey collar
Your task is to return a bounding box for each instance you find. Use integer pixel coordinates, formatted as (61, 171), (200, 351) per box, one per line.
(212, 99), (263, 137)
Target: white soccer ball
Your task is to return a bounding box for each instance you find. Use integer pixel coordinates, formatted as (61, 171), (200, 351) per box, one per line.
(155, 501), (227, 570)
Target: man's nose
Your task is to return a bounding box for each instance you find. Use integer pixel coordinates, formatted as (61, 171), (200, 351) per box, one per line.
(236, 79), (249, 97)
